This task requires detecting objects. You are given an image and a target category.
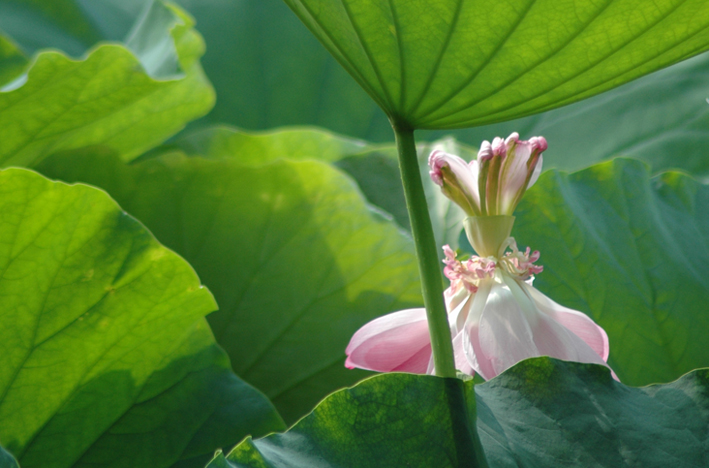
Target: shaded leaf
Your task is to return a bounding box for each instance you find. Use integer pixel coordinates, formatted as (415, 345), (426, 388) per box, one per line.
(172, 0), (391, 140)
(335, 136), (474, 248)
(0, 1), (213, 168)
(208, 358), (709, 468)
(0, 0), (101, 55)
(211, 374), (485, 468)
(36, 147), (423, 424)
(513, 158), (709, 385)
(0, 168), (284, 468)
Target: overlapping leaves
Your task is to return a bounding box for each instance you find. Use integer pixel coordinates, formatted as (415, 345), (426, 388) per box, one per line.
(0, 1), (213, 168)
(0, 168), (284, 468)
(36, 145), (423, 424)
(209, 358), (709, 468)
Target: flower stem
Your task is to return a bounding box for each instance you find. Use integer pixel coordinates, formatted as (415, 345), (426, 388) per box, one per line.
(391, 121), (456, 378)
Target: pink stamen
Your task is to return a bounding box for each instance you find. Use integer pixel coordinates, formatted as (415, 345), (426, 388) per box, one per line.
(442, 245), (496, 293)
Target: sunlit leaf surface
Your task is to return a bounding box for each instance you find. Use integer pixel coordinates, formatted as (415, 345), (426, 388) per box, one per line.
(0, 1), (213, 168)
(36, 147), (423, 424)
(0, 168), (284, 468)
(163, 126), (470, 247)
(168, 125), (370, 163)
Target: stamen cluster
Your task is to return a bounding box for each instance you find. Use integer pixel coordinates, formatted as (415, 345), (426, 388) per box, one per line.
(499, 241), (544, 280)
(442, 245), (495, 293)
(442, 238), (543, 292)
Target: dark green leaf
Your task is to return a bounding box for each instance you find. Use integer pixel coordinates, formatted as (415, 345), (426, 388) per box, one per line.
(35, 147), (423, 424)
(211, 373), (485, 468)
(208, 358), (709, 468)
(514, 158), (709, 385)
(335, 137), (474, 248)
(0, 168), (284, 468)
(0, 1), (213, 168)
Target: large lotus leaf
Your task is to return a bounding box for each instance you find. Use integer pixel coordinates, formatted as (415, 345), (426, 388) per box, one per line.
(0, 0), (390, 140)
(506, 158), (709, 386)
(284, 0), (709, 129)
(0, 168), (284, 468)
(163, 125), (470, 248)
(423, 50), (709, 179)
(160, 125), (471, 252)
(35, 148), (423, 424)
(0, 1), (213, 168)
(208, 358), (709, 468)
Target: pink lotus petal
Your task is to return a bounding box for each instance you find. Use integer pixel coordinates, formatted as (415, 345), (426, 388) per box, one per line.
(524, 283), (609, 361)
(429, 150), (481, 211)
(345, 308), (431, 373)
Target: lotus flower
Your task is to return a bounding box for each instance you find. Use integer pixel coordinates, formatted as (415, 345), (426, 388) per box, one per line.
(346, 133), (615, 380)
(429, 132), (546, 216)
(345, 240), (613, 380)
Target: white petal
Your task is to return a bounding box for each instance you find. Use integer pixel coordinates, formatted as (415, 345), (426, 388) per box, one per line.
(466, 282), (539, 379)
(524, 282), (609, 361)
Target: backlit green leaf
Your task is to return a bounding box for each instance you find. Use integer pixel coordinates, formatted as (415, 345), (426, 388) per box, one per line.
(425, 51), (709, 178)
(0, 1), (213, 168)
(284, 0), (709, 129)
(0, 168), (284, 468)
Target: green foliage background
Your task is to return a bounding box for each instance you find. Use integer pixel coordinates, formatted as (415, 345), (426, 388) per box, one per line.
(0, 0), (708, 467)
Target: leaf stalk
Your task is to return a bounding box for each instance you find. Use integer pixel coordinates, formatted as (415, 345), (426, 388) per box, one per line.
(391, 121), (457, 378)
